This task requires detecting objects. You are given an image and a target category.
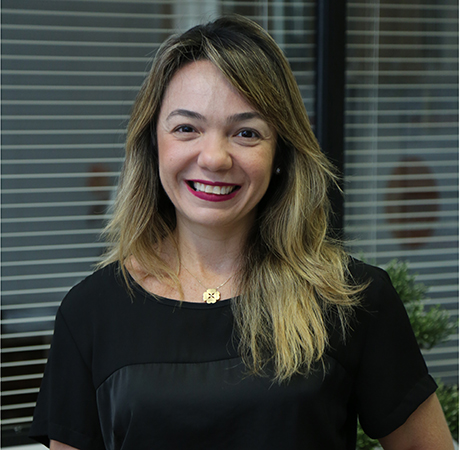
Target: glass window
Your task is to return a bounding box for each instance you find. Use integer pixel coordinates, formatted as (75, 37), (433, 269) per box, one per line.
(344, 0), (458, 384)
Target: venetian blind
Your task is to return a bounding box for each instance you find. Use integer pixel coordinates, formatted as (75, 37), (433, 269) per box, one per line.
(0, 0), (316, 445)
(344, 0), (459, 384)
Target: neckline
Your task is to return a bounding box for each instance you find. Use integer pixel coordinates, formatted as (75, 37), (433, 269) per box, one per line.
(123, 263), (235, 310)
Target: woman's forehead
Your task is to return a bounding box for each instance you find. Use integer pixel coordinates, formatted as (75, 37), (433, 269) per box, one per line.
(158, 61), (260, 121)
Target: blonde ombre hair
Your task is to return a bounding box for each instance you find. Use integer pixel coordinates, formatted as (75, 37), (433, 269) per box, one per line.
(102, 15), (362, 382)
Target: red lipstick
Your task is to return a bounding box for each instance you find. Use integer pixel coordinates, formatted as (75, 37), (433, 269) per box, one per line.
(186, 180), (240, 202)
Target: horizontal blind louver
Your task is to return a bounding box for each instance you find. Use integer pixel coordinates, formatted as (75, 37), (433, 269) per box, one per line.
(1, 1), (316, 444)
(344, 1), (459, 382)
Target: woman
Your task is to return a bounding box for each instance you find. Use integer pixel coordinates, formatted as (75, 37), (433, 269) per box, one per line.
(30, 15), (452, 450)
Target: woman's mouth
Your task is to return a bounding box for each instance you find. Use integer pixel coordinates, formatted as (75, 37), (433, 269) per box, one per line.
(191, 181), (238, 195)
(186, 180), (240, 201)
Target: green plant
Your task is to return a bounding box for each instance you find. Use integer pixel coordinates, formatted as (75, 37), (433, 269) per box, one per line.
(356, 422), (382, 450)
(356, 259), (458, 449)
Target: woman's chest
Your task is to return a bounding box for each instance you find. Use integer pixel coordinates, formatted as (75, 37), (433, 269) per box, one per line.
(95, 356), (355, 449)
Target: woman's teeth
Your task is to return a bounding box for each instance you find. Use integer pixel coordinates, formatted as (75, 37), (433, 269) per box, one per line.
(193, 182), (236, 195)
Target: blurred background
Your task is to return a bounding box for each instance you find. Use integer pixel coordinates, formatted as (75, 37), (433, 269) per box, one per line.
(1, 0), (458, 446)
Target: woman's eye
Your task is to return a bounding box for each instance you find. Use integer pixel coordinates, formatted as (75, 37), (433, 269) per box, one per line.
(237, 129), (260, 139)
(175, 125), (196, 133)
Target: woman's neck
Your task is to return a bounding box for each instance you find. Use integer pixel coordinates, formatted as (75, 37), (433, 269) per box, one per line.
(174, 221), (246, 278)
(126, 219), (250, 302)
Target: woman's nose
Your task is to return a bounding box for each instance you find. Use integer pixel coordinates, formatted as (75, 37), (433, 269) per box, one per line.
(196, 134), (233, 172)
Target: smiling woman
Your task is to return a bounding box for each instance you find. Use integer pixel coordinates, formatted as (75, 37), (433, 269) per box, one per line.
(156, 60), (276, 234)
(28, 15), (452, 450)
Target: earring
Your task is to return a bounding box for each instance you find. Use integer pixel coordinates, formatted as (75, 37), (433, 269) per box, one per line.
(275, 167), (281, 175)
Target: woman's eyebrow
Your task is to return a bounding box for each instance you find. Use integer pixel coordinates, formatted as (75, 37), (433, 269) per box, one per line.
(227, 111), (263, 124)
(166, 109), (206, 122)
(166, 109), (263, 124)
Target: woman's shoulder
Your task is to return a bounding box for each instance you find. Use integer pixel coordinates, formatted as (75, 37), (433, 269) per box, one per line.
(347, 257), (399, 309)
(346, 257), (410, 330)
(328, 257), (418, 373)
(347, 257), (391, 286)
(59, 262), (130, 318)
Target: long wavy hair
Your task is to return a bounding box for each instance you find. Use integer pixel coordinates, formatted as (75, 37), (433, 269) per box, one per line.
(101, 15), (363, 382)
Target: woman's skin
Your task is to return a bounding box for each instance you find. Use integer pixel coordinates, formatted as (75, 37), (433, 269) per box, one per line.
(378, 393), (454, 449)
(48, 62), (455, 450)
(50, 441), (76, 450)
(157, 60), (277, 239)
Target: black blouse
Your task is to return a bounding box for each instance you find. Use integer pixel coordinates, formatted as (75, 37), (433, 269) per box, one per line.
(29, 260), (436, 449)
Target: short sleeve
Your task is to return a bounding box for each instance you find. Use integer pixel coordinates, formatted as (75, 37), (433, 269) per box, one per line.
(353, 265), (437, 439)
(29, 308), (105, 449)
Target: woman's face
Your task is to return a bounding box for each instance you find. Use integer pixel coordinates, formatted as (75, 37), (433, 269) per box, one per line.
(156, 60), (277, 234)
